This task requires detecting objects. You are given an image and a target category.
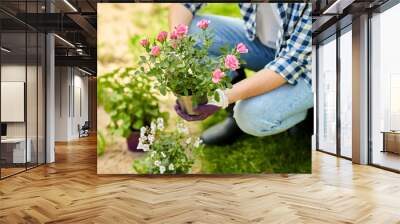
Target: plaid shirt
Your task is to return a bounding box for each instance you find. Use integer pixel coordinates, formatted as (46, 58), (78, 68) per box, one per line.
(183, 3), (312, 87)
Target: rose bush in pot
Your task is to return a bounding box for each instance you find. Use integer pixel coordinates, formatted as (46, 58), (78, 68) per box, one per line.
(98, 67), (168, 152)
(137, 20), (248, 115)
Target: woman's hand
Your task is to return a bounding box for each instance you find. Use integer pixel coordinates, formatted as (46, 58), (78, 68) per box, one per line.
(174, 89), (227, 121)
(174, 69), (287, 121)
(175, 103), (221, 121)
(225, 68), (287, 104)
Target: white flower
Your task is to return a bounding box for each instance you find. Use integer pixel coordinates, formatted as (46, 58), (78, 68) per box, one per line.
(139, 136), (147, 144)
(193, 137), (202, 148)
(177, 123), (189, 134)
(161, 152), (166, 158)
(185, 137), (192, 145)
(188, 68), (193, 75)
(154, 160), (161, 167)
(150, 121), (157, 134)
(168, 163), (174, 171)
(140, 127), (147, 138)
(141, 144), (149, 151)
(157, 117), (164, 130)
(159, 165), (166, 174)
(147, 134), (155, 145)
(137, 142), (149, 151)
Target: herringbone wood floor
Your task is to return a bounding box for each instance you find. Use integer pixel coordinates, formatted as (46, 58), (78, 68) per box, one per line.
(0, 135), (399, 224)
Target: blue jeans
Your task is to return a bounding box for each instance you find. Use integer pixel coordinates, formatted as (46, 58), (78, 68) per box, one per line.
(189, 15), (314, 137)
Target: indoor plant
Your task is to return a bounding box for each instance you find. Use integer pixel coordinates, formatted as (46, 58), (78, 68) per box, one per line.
(132, 118), (203, 174)
(98, 67), (168, 152)
(137, 20), (248, 115)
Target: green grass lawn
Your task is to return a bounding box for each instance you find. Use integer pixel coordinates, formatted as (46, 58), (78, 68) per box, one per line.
(198, 3), (241, 18)
(198, 111), (311, 174)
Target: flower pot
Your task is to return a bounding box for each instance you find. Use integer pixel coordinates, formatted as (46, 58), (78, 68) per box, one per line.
(176, 95), (208, 115)
(126, 131), (142, 152)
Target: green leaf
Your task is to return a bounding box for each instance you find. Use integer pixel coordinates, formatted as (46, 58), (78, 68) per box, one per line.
(97, 131), (106, 156)
(133, 120), (143, 130)
(214, 91), (220, 102)
(160, 86), (167, 95)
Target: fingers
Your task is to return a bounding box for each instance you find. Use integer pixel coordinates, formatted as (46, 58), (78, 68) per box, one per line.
(174, 104), (186, 118)
(193, 104), (209, 113)
(187, 116), (205, 121)
(193, 105), (208, 113)
(193, 104), (219, 114)
(174, 104), (203, 121)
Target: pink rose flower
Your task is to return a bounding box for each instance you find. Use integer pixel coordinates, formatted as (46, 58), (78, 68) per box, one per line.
(236, 43), (248, 54)
(174, 24), (188, 39)
(170, 41), (177, 49)
(139, 38), (149, 47)
(224, 55), (240, 71)
(170, 31), (178, 40)
(150, 46), (161, 56)
(196, 19), (210, 30)
(212, 68), (225, 83)
(157, 31), (168, 43)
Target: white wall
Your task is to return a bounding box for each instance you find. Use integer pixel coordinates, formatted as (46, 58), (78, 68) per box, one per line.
(1, 63), (46, 164)
(1, 82), (25, 122)
(75, 71), (89, 139)
(1, 65), (26, 141)
(1, 65), (31, 138)
(54, 67), (89, 141)
(55, 66), (69, 141)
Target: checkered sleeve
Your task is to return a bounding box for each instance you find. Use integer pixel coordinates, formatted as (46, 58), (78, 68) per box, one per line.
(265, 4), (312, 85)
(182, 3), (207, 15)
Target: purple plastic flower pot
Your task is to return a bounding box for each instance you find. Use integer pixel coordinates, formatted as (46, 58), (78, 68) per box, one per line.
(176, 94), (208, 115)
(126, 131), (142, 152)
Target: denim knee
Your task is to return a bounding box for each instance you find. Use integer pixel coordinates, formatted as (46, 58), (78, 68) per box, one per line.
(233, 99), (284, 137)
(188, 16), (202, 35)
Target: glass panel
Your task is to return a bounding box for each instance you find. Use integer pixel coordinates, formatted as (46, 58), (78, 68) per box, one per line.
(38, 32), (45, 165)
(1, 30), (27, 177)
(317, 37), (337, 154)
(371, 3), (400, 171)
(339, 29), (352, 158)
(26, 0), (38, 169)
(0, 0), (46, 178)
(27, 30), (38, 169)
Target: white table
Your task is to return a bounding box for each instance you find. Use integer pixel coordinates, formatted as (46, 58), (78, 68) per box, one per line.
(1, 138), (31, 163)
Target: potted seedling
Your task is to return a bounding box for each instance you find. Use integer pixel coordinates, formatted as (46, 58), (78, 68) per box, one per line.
(137, 20), (248, 115)
(98, 67), (168, 152)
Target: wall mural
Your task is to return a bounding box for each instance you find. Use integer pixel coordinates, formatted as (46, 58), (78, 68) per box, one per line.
(97, 3), (313, 175)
